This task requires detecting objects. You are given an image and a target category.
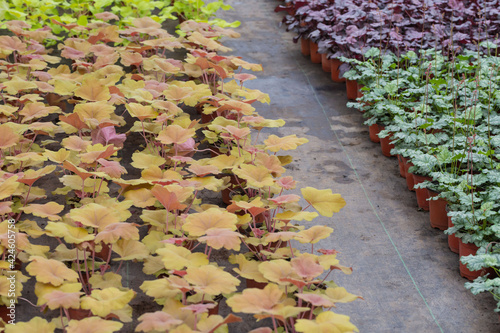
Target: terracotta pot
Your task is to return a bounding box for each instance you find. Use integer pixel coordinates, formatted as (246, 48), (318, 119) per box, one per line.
(246, 278), (268, 289)
(221, 175), (244, 205)
(200, 112), (216, 124)
(459, 240), (483, 281)
(378, 125), (395, 157)
(346, 79), (358, 100)
(368, 123), (381, 143)
(68, 308), (92, 320)
(207, 302), (219, 316)
(221, 188), (231, 205)
(404, 160), (415, 191)
(447, 214), (459, 254)
(309, 41), (321, 64)
(0, 305), (14, 323)
(397, 155), (406, 178)
(412, 174), (432, 211)
(357, 84), (364, 99)
(428, 190), (448, 230)
(330, 58), (345, 82)
(95, 242), (111, 261)
(321, 54), (331, 72)
(300, 38), (310, 56)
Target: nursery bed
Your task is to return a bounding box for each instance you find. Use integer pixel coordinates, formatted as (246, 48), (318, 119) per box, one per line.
(217, 0), (500, 331)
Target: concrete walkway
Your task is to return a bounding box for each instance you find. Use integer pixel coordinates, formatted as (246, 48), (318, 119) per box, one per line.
(220, 1), (500, 332)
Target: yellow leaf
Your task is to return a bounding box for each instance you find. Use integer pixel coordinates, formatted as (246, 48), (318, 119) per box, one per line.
(44, 148), (72, 163)
(26, 256), (79, 286)
(131, 152), (165, 169)
(0, 124), (20, 149)
(136, 311), (183, 332)
(295, 311), (359, 333)
(45, 222), (94, 244)
(34, 282), (81, 307)
(68, 203), (120, 230)
(80, 287), (135, 317)
(233, 164), (274, 188)
(126, 103), (157, 121)
(325, 287), (363, 303)
(44, 290), (83, 310)
(187, 32), (230, 52)
(258, 260), (298, 286)
(124, 188), (156, 208)
(207, 154), (244, 171)
(74, 80), (111, 101)
(18, 165), (55, 185)
(112, 239), (149, 261)
(20, 102), (60, 123)
(53, 79), (78, 96)
(157, 125), (196, 145)
(295, 226), (333, 244)
(61, 136), (91, 152)
(198, 228), (243, 251)
(0, 104), (17, 117)
(156, 243), (208, 270)
(3, 76), (37, 94)
(231, 58), (263, 71)
(229, 254), (267, 283)
(95, 223), (139, 244)
(140, 279), (182, 302)
(66, 316), (123, 333)
(188, 176), (224, 191)
(184, 265), (240, 295)
(183, 208), (237, 237)
(226, 283), (286, 314)
(0, 176), (20, 200)
(20, 202), (63, 221)
(4, 317), (56, 333)
(254, 153), (286, 177)
(301, 187), (346, 217)
(74, 101), (115, 123)
(264, 134), (308, 152)
(88, 272), (123, 290)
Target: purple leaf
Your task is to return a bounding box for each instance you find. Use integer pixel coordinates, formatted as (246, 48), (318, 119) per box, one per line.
(91, 126), (127, 148)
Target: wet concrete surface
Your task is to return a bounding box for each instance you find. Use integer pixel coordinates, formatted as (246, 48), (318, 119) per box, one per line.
(218, 0), (500, 332)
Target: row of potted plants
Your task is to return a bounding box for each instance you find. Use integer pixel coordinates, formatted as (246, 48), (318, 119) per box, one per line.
(342, 46), (500, 314)
(0, 0), (240, 40)
(0, 4), (361, 333)
(277, 0), (500, 101)
(272, 0), (500, 316)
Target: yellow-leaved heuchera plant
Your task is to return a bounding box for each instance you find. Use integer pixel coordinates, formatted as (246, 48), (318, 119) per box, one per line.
(0, 7), (360, 333)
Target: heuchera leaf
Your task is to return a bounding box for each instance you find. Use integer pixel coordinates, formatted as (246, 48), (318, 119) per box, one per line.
(183, 208), (237, 236)
(44, 290), (83, 310)
(295, 226), (333, 244)
(136, 311), (183, 332)
(80, 287), (136, 317)
(66, 316), (123, 333)
(20, 202), (64, 221)
(198, 228), (243, 251)
(4, 317), (55, 333)
(294, 311), (359, 333)
(301, 187), (346, 217)
(184, 265), (240, 295)
(26, 256), (79, 286)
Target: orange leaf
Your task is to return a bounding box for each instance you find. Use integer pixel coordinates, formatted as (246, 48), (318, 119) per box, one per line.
(151, 185), (187, 212)
(74, 80), (111, 101)
(0, 124), (20, 149)
(156, 125), (196, 145)
(20, 202), (64, 221)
